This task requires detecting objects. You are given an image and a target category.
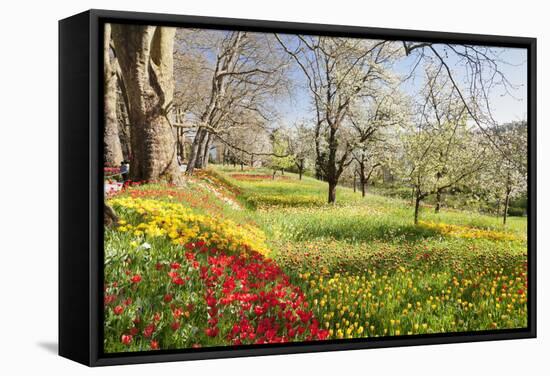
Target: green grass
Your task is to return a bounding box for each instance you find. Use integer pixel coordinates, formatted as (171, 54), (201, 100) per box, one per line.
(212, 166), (526, 244)
(103, 165), (528, 351)
(212, 166), (527, 336)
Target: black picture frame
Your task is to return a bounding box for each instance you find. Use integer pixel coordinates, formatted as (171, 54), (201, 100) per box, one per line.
(59, 8), (537, 367)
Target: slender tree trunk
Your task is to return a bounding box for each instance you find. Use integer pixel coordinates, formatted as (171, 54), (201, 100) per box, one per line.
(328, 181), (337, 204)
(414, 193), (422, 225)
(104, 24), (123, 167)
(327, 126), (338, 204)
(358, 163), (366, 197)
(111, 25), (180, 183)
(281, 169), (284, 176)
(435, 189), (442, 213)
(503, 188), (511, 226)
(361, 181), (366, 197)
(176, 128), (185, 163)
(353, 172), (356, 193)
(272, 170), (276, 180)
(297, 160), (304, 180)
(201, 133), (212, 168)
(240, 151), (244, 170)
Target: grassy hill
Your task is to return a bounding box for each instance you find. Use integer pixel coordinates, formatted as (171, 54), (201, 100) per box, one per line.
(103, 166), (528, 352)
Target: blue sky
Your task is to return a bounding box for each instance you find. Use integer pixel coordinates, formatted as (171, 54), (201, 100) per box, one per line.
(277, 43), (527, 126)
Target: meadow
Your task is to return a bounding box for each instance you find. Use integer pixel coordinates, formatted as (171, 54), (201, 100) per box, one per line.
(103, 167), (527, 352)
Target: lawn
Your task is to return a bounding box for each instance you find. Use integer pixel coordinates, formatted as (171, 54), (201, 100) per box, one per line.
(103, 166), (528, 352)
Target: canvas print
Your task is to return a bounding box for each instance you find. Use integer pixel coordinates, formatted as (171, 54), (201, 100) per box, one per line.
(102, 22), (529, 353)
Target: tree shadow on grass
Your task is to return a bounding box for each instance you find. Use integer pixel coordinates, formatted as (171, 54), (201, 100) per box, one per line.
(296, 222), (442, 244)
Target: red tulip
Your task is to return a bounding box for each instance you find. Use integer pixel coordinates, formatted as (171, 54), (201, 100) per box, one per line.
(121, 334), (132, 345)
(143, 324), (155, 338)
(205, 327), (219, 337)
(172, 276), (185, 285)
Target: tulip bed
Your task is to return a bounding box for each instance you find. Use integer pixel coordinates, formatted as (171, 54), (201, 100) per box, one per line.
(103, 167), (528, 353)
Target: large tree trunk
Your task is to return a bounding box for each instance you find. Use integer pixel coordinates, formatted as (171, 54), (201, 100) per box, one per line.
(103, 24), (123, 167)
(115, 70), (132, 161)
(111, 25), (181, 183)
(186, 127), (206, 174)
(196, 131), (211, 169)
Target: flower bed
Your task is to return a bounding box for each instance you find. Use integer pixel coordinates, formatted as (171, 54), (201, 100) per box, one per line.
(110, 197), (270, 256)
(104, 198), (327, 351)
(418, 221), (524, 242)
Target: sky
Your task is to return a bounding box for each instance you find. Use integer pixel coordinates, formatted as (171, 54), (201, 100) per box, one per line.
(276, 42), (528, 127)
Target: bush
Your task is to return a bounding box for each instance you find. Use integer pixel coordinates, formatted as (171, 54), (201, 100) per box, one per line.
(508, 206), (525, 217)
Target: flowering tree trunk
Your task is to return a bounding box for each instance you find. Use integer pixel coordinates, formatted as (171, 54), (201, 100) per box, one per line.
(103, 24), (123, 167)
(111, 25), (181, 183)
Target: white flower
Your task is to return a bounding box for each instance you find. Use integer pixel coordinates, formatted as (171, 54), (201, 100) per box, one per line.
(140, 242), (152, 250)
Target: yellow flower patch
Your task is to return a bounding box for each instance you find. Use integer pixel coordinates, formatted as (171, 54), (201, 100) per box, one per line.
(109, 197), (269, 256)
(419, 221), (522, 242)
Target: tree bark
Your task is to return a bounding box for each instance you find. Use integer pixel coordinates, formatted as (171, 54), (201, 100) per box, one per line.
(103, 24), (123, 167)
(195, 130), (210, 169)
(111, 25), (181, 183)
(435, 189), (442, 213)
(328, 180), (337, 204)
(186, 127), (206, 174)
(359, 164), (366, 198)
(202, 133), (213, 168)
(104, 203), (119, 227)
(503, 187), (511, 226)
(414, 193), (422, 225)
(326, 126), (338, 204)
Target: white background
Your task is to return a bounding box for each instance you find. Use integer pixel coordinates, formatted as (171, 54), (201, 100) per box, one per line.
(0, 0), (547, 374)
